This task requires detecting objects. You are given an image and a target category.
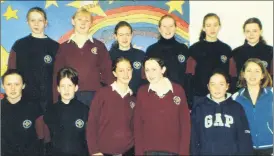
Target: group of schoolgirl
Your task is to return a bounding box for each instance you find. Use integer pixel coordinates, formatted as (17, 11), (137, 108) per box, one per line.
(1, 5), (273, 156)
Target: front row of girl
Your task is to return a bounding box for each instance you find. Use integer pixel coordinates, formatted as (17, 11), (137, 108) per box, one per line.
(1, 57), (273, 156)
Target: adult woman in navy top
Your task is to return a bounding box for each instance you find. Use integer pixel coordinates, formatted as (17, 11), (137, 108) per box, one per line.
(232, 58), (273, 155)
(109, 21), (145, 94)
(187, 13), (232, 104)
(230, 18), (273, 91)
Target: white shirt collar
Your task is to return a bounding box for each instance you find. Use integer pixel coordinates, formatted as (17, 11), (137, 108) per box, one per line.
(111, 81), (133, 98)
(148, 77), (174, 95)
(67, 33), (94, 43)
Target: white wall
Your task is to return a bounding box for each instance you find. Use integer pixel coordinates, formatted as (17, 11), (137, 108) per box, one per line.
(189, 1), (273, 49)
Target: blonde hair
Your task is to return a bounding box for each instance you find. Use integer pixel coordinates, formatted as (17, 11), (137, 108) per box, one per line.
(72, 7), (93, 20)
(237, 58), (272, 88)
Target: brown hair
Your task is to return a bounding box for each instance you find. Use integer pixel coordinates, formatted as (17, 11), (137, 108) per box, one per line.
(237, 58), (272, 88)
(208, 68), (230, 84)
(243, 17), (266, 44)
(2, 69), (25, 84)
(57, 67), (79, 86)
(26, 7), (47, 21)
(157, 14), (177, 39)
(143, 57), (167, 76)
(110, 21), (133, 50)
(144, 57), (165, 69)
(112, 57), (132, 72)
(158, 14), (177, 27)
(199, 13), (221, 41)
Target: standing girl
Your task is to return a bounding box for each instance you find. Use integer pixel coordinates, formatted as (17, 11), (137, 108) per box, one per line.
(187, 13), (232, 101)
(53, 8), (114, 107)
(230, 18), (273, 91)
(190, 70), (253, 155)
(134, 57), (190, 156)
(232, 58), (273, 155)
(109, 21), (145, 95)
(86, 57), (135, 156)
(145, 15), (189, 94)
(8, 6), (59, 111)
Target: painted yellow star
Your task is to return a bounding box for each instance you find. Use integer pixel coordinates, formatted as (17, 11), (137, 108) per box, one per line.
(67, 1), (81, 8)
(45, 0), (58, 9)
(1, 46), (9, 76)
(166, 0), (185, 14)
(3, 5), (18, 20)
(67, 1), (106, 17)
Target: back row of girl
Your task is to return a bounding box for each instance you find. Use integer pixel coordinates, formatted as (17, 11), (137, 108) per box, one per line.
(7, 7), (273, 110)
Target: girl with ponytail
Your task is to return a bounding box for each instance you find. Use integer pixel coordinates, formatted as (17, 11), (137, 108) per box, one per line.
(186, 13), (232, 106)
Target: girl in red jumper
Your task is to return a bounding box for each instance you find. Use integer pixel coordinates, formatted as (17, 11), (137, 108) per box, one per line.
(134, 57), (190, 156)
(53, 8), (114, 107)
(86, 57), (135, 156)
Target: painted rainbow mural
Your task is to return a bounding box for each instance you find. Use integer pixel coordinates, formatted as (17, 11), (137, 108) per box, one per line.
(58, 5), (189, 43)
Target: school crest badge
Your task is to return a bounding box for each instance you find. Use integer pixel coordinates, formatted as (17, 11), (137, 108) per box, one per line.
(130, 101), (135, 109)
(173, 96), (181, 105)
(44, 55), (52, 63)
(261, 61), (268, 68)
(220, 55), (227, 63)
(133, 61), (141, 70)
(75, 119), (84, 128)
(91, 47), (98, 54)
(178, 54), (185, 63)
(22, 120), (32, 129)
